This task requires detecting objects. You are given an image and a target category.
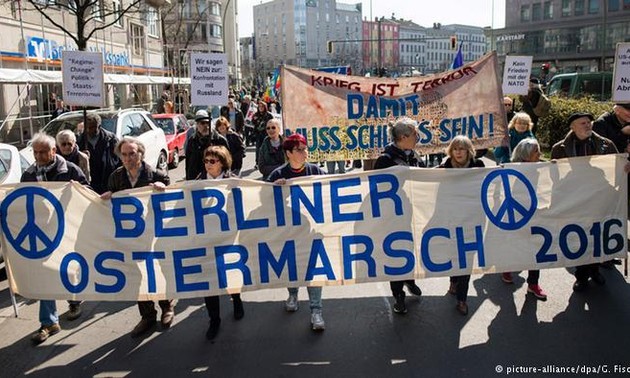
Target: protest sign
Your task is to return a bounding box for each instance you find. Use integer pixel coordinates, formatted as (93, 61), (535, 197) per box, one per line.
(190, 53), (228, 106)
(62, 50), (104, 108)
(502, 56), (532, 95)
(282, 52), (507, 161)
(612, 42), (630, 103)
(0, 155), (625, 301)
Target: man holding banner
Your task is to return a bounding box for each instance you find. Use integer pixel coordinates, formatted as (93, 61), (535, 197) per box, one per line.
(551, 112), (618, 292)
(21, 133), (89, 344)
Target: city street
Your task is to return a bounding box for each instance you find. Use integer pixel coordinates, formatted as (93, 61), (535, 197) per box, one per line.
(1, 149), (629, 377)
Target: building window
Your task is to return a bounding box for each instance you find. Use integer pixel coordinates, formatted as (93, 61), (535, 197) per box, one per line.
(562, 0), (572, 16)
(575, 0), (585, 15)
(145, 7), (158, 37)
(521, 5), (531, 21)
(210, 24), (222, 38)
(112, 0), (122, 26)
(609, 0), (620, 11)
(210, 2), (221, 16)
(544, 1), (553, 18)
(624, 0), (630, 9)
(532, 3), (542, 20)
(93, 0), (104, 21)
(588, 0), (599, 13)
(131, 24), (145, 56)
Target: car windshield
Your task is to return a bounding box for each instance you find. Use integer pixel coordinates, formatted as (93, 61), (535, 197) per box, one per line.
(154, 118), (175, 135)
(41, 112), (118, 136)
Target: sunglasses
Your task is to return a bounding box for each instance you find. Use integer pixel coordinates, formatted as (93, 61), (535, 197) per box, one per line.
(266, 126), (276, 130)
(59, 142), (74, 147)
(204, 158), (220, 165)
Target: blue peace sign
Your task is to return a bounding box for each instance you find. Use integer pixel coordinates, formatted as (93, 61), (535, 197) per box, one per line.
(0, 187), (65, 259)
(481, 169), (537, 231)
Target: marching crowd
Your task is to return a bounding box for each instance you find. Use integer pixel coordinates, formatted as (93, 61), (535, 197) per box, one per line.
(20, 82), (630, 345)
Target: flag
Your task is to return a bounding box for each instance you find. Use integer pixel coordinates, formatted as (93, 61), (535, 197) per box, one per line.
(451, 43), (464, 69)
(263, 66), (281, 102)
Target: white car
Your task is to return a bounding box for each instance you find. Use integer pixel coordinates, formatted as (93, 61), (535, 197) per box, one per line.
(20, 108), (169, 172)
(0, 143), (30, 269)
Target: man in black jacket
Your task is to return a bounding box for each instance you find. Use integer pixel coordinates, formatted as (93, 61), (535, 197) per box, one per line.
(185, 110), (229, 180)
(374, 117), (425, 315)
(77, 113), (120, 194)
(22, 133), (89, 344)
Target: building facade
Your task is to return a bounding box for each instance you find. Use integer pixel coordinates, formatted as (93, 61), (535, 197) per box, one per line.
(362, 18), (399, 74)
(425, 23), (487, 73)
(0, 0), (166, 143)
(492, 0), (630, 76)
(396, 19), (426, 75)
(253, 0), (362, 76)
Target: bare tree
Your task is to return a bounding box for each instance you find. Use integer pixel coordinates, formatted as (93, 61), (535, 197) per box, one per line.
(15, 0), (148, 51)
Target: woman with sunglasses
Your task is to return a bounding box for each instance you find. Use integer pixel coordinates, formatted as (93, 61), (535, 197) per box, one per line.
(267, 133), (327, 332)
(257, 118), (285, 180)
(197, 145), (245, 340)
(438, 135), (485, 316)
(56, 129), (91, 183)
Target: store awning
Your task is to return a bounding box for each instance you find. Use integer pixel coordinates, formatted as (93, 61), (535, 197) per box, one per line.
(0, 68), (190, 85)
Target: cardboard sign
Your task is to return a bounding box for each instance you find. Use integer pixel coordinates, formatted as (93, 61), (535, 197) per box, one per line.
(62, 51), (104, 108)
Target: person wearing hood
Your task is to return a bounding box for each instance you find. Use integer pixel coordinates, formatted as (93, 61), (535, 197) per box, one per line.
(374, 117), (425, 315)
(185, 109), (229, 180)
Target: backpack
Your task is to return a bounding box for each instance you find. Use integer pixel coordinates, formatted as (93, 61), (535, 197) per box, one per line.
(533, 93), (551, 118)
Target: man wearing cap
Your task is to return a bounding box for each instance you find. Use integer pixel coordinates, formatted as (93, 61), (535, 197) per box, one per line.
(551, 112), (618, 292)
(185, 109), (229, 180)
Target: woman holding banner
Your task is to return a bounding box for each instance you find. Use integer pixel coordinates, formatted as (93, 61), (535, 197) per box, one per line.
(503, 138), (547, 300)
(438, 135), (485, 316)
(197, 145), (246, 340)
(267, 133), (327, 331)
(374, 117), (425, 315)
(100, 137), (175, 338)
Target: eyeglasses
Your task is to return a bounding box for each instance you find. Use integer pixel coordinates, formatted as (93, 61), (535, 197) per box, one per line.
(204, 158), (220, 165)
(292, 147), (307, 153)
(121, 151), (138, 158)
(504, 103), (512, 106)
(266, 126), (276, 130)
(59, 142), (74, 147)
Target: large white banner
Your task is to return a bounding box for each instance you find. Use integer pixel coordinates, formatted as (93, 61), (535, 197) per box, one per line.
(0, 155), (626, 301)
(282, 52), (507, 160)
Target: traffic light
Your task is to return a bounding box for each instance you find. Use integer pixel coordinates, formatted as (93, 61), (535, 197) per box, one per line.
(327, 41), (333, 54)
(450, 36), (457, 50)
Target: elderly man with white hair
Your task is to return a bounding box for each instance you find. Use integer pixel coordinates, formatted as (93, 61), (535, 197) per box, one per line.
(21, 133), (89, 344)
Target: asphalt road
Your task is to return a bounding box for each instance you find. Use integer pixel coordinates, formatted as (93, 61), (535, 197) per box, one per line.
(0, 149), (629, 377)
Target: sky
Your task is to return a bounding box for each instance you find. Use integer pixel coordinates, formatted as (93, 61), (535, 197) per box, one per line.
(238, 0), (506, 38)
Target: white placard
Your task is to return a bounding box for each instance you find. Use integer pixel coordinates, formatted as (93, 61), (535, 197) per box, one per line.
(62, 51), (104, 108)
(612, 42), (630, 103)
(190, 53), (228, 106)
(502, 56), (533, 95)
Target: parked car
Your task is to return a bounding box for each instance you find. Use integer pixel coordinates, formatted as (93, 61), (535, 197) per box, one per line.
(20, 108), (169, 172)
(0, 143), (30, 269)
(152, 113), (190, 168)
(546, 72), (613, 101)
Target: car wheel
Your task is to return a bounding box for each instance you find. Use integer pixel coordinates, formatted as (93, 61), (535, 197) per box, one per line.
(157, 151), (168, 172)
(169, 148), (179, 169)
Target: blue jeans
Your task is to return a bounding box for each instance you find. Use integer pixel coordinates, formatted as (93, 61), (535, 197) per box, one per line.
(39, 300), (58, 326)
(288, 287), (322, 310)
(326, 161), (346, 174)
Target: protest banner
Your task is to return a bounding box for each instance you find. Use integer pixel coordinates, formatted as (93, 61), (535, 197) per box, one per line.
(0, 155), (626, 301)
(62, 50), (104, 108)
(281, 52), (507, 161)
(502, 56), (533, 95)
(190, 52), (228, 106)
(612, 42), (630, 103)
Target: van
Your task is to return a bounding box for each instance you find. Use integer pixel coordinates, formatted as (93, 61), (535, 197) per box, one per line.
(545, 72), (613, 101)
